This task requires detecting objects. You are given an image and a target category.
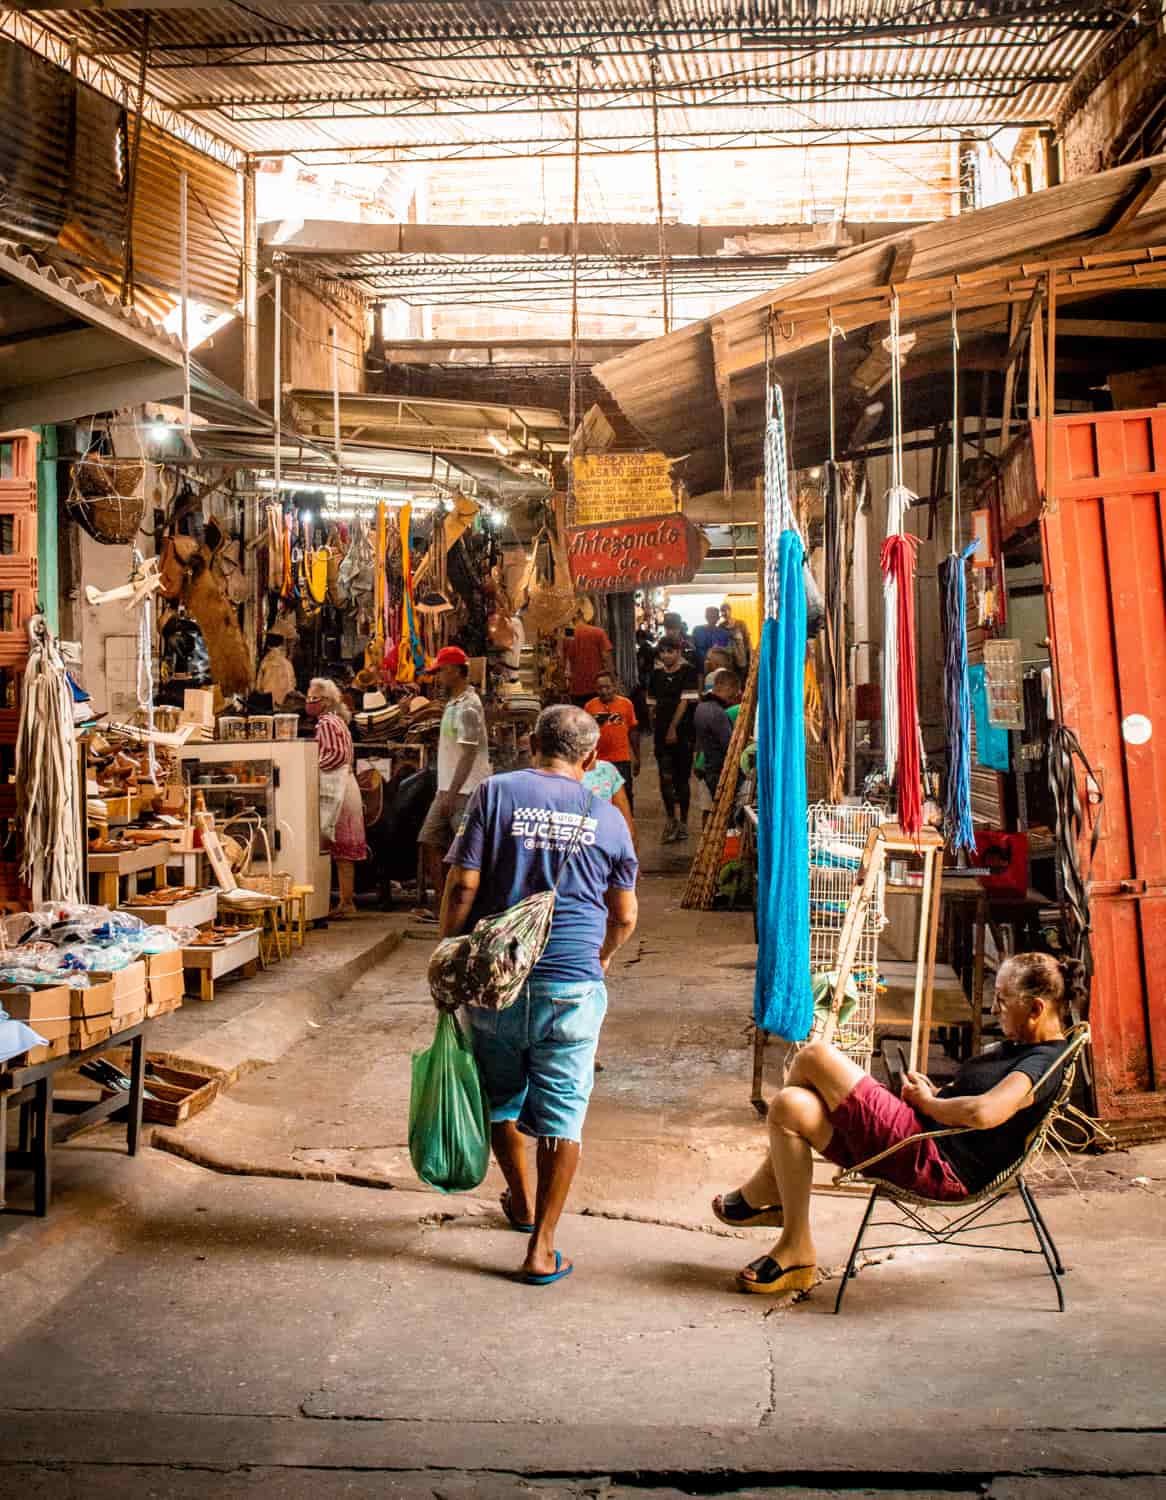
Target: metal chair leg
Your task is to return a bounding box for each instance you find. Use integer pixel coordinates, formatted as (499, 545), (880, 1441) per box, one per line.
(1018, 1178), (1065, 1312)
(1019, 1178), (1066, 1275)
(834, 1187), (880, 1314)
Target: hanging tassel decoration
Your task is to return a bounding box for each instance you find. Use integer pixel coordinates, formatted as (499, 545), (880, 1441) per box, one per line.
(881, 531), (923, 837)
(881, 294), (917, 783)
(753, 384), (814, 1043)
(16, 616), (84, 905)
(940, 549), (978, 851)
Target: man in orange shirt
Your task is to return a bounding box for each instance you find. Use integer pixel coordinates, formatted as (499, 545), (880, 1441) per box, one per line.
(585, 669), (639, 810)
(563, 607), (614, 706)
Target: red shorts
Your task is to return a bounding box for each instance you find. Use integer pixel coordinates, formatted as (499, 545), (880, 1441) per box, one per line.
(822, 1075), (969, 1201)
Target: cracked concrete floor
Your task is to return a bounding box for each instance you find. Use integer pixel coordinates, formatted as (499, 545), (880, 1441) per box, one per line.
(1, 863), (1165, 1493)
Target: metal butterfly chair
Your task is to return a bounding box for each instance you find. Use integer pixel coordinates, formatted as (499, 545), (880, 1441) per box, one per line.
(833, 1024), (1094, 1314)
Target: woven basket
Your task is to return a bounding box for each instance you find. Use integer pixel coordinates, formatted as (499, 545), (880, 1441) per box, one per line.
(69, 457), (146, 545)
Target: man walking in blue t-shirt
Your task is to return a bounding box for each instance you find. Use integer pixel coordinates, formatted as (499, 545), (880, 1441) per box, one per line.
(440, 704), (639, 1285)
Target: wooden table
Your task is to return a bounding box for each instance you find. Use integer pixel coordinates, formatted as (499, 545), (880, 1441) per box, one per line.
(0, 1018), (149, 1217)
(183, 928), (261, 1002)
(120, 890), (219, 928)
(88, 842), (176, 906)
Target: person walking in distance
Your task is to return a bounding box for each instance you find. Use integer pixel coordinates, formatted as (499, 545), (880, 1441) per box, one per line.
(441, 704), (639, 1284)
(584, 670), (640, 809)
(648, 635), (700, 843)
(562, 605), (614, 707)
(414, 646), (490, 920)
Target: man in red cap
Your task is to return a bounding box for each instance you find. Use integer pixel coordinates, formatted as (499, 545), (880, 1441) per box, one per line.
(415, 646), (491, 919)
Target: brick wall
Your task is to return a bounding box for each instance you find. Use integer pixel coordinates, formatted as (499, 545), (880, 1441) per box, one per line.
(420, 143), (957, 227)
(1062, 30), (1166, 178)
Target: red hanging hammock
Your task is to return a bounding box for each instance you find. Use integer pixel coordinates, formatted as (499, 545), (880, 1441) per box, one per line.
(881, 531), (923, 837)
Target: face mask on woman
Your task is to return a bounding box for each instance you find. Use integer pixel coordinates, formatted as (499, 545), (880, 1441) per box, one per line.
(306, 699), (324, 719)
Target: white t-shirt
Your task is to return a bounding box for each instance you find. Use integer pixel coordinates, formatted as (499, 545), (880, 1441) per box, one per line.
(437, 686), (491, 794)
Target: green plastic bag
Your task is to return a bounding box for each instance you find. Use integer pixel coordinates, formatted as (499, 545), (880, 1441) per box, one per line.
(408, 1012), (492, 1193)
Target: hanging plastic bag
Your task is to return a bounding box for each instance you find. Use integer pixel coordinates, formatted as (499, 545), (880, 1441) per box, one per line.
(408, 1012), (491, 1193)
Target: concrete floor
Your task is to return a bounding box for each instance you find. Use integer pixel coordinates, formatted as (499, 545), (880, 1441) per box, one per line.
(2, 783), (1165, 1495)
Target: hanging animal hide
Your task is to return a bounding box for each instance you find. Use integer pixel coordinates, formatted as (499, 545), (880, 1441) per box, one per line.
(182, 551), (254, 694)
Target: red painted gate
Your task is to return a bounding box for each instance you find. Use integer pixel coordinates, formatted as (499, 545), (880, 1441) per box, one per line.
(1038, 408), (1166, 1121)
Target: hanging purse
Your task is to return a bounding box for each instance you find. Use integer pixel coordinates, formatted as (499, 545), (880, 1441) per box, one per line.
(428, 789), (596, 1013)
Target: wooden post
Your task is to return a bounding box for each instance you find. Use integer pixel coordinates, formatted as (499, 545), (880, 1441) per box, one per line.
(1044, 267), (1057, 510)
(243, 160), (259, 407)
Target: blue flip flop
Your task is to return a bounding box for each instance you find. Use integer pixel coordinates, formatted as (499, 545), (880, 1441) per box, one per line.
(520, 1251), (573, 1287)
(501, 1191), (535, 1235)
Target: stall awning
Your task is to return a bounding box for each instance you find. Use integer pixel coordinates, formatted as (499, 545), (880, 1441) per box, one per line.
(594, 153), (1166, 484)
(0, 240), (188, 428)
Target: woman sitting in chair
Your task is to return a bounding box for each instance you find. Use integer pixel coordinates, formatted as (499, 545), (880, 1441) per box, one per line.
(715, 952), (1082, 1296)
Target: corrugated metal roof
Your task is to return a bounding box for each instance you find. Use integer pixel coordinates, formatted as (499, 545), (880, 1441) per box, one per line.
(24, 1), (1134, 156)
(594, 151), (1166, 492)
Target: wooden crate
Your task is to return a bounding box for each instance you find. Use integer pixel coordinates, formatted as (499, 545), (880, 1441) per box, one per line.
(103, 1049), (225, 1127)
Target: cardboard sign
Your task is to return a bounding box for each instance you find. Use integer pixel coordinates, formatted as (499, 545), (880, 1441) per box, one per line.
(566, 513), (703, 594)
(572, 452), (676, 526)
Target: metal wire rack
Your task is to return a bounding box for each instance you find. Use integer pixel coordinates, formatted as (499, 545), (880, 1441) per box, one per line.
(807, 801), (886, 1073)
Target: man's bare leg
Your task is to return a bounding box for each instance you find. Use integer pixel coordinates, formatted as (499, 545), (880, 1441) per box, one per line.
(491, 1121), (534, 1225)
(524, 1137), (581, 1277)
(425, 844), (446, 915)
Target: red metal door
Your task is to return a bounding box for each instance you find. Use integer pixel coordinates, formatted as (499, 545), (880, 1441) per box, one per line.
(1038, 409), (1166, 1121)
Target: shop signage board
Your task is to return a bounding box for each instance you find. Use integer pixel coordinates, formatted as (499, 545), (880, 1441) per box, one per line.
(566, 513), (704, 594)
(572, 452), (676, 526)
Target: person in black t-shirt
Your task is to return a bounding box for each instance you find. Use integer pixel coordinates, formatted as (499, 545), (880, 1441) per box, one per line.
(711, 951), (1080, 1297)
(647, 636), (700, 843)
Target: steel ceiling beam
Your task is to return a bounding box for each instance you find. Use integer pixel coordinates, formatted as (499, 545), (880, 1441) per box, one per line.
(176, 71), (1071, 115)
(263, 220), (908, 257)
(252, 121), (1037, 161)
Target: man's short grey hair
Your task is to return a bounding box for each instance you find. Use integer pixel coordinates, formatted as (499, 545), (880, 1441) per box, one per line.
(534, 703), (599, 765)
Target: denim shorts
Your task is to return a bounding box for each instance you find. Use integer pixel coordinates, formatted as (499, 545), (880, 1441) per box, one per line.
(464, 976), (607, 1143)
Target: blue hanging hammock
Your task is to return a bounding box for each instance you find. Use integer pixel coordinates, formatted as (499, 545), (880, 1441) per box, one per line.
(753, 387), (813, 1042)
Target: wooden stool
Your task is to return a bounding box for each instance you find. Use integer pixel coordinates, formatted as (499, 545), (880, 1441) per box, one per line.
(289, 885), (314, 948)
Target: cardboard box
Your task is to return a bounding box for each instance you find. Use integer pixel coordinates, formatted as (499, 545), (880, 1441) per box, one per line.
(145, 949), (183, 982)
(180, 688), (215, 728)
(70, 1017), (112, 1050)
(146, 970), (184, 1014)
(15, 1035), (70, 1067)
(0, 985), (71, 1025)
(69, 981), (116, 1021)
(86, 961), (147, 1018)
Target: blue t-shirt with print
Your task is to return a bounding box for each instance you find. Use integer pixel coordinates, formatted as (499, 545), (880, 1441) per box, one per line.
(447, 768), (638, 982)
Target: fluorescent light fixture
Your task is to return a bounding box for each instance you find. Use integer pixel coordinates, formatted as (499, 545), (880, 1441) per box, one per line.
(487, 433), (513, 455)
(254, 474), (439, 510)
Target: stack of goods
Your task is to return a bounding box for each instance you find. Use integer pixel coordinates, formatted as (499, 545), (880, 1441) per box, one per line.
(71, 960), (147, 1050)
(144, 949), (185, 1017)
(0, 905), (197, 1066)
(86, 729), (182, 833)
(0, 905), (196, 990)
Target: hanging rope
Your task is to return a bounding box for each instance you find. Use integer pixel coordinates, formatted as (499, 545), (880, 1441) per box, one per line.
(939, 303), (978, 854)
(821, 317), (848, 803)
(1048, 724), (1102, 1018)
(754, 383), (813, 1042)
(881, 294), (917, 782)
(882, 531), (923, 837)
(16, 615), (84, 905)
(566, 59), (582, 522)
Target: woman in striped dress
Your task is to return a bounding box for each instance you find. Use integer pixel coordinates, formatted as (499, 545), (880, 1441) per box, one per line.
(307, 677), (368, 918)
